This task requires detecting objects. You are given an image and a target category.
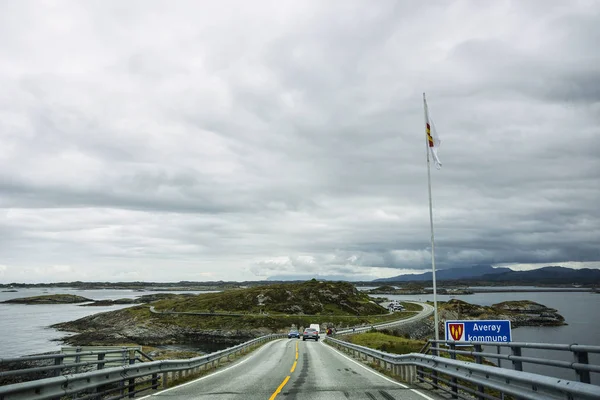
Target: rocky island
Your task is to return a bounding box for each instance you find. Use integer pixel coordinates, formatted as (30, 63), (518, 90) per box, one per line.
(367, 284), (429, 295)
(52, 280), (397, 347)
(79, 293), (190, 306)
(367, 284), (473, 295)
(1, 293), (190, 306)
(438, 299), (565, 327)
(2, 294), (93, 304)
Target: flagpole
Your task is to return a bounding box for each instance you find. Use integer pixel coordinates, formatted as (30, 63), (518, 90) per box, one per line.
(423, 92), (440, 342)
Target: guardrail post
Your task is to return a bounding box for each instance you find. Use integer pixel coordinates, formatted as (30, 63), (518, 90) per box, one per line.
(53, 355), (64, 377)
(97, 353), (105, 370)
(128, 349), (136, 398)
(50, 355), (65, 400)
(75, 347), (82, 374)
(416, 365), (424, 383)
(473, 344), (483, 364)
(573, 350), (591, 384)
(400, 365), (408, 382)
(162, 372), (169, 388)
(119, 378), (125, 397)
(152, 373), (159, 390)
(496, 345), (502, 368)
(449, 343), (458, 399)
(511, 346), (523, 371)
(474, 344), (485, 400)
(94, 352), (107, 398)
(431, 345), (438, 387)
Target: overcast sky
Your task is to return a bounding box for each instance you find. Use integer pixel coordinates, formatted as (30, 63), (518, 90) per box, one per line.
(1, 0), (599, 283)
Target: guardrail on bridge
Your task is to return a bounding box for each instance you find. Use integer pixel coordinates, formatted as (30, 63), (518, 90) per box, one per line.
(324, 336), (600, 400)
(423, 339), (600, 385)
(0, 334), (284, 400)
(0, 347), (150, 385)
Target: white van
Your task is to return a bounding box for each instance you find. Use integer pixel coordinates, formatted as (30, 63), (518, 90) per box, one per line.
(309, 324), (320, 333)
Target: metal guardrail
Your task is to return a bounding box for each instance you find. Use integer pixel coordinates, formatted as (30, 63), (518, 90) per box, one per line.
(0, 334), (285, 400)
(61, 346), (148, 368)
(424, 340), (600, 386)
(0, 347), (149, 384)
(325, 336), (600, 400)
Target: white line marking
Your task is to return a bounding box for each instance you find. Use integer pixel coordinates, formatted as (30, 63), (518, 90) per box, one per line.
(137, 339), (283, 399)
(321, 341), (438, 400)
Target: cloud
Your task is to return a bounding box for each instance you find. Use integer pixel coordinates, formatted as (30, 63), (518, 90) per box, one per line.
(0, 1), (599, 282)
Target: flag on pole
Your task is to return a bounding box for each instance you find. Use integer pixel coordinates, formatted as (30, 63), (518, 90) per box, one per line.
(422, 92), (441, 341)
(425, 103), (442, 169)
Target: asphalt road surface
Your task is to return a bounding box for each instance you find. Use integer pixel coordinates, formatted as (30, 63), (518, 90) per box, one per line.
(139, 338), (442, 400)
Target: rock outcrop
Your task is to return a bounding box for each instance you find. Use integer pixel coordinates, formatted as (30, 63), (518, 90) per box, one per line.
(51, 281), (391, 347)
(2, 294), (93, 304)
(52, 306), (271, 346)
(438, 299), (565, 327)
(80, 293), (187, 306)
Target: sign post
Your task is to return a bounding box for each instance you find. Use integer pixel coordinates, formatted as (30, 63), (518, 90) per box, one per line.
(445, 320), (512, 343)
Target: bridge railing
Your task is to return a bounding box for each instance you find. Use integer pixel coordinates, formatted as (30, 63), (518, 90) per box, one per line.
(0, 334), (285, 400)
(423, 340), (600, 385)
(0, 347), (151, 385)
(324, 336), (600, 400)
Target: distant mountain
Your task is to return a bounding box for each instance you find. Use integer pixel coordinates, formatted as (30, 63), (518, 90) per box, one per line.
(374, 265), (510, 282)
(476, 266), (600, 284)
(374, 265), (600, 285)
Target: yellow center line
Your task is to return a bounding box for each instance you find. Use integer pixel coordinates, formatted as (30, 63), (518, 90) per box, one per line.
(269, 338), (299, 399)
(269, 375), (290, 400)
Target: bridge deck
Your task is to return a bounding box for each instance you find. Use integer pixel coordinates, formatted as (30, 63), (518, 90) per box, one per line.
(139, 338), (443, 400)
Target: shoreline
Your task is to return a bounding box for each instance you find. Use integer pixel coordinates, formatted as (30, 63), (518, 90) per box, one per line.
(0, 290), (594, 351)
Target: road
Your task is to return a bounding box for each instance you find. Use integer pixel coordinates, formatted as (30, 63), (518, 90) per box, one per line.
(139, 337), (442, 400)
(337, 301), (434, 335)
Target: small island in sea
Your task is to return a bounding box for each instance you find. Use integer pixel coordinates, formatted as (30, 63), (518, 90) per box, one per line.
(2, 294), (93, 304)
(367, 284), (474, 295)
(437, 299), (565, 327)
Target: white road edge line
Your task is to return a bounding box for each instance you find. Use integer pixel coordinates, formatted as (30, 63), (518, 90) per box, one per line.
(321, 340), (438, 400)
(137, 339), (283, 399)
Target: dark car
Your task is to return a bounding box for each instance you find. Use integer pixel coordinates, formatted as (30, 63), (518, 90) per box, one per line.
(302, 328), (319, 341)
(288, 329), (300, 339)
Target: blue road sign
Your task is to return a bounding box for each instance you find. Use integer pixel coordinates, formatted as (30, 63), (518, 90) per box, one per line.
(445, 320), (512, 343)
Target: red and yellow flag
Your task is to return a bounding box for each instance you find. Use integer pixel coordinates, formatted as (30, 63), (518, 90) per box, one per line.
(425, 112), (442, 169)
